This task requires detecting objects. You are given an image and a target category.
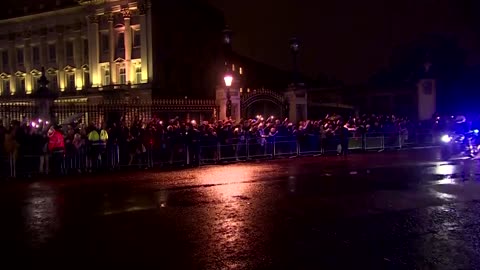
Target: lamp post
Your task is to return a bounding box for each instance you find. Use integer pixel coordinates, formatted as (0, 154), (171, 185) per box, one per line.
(224, 73), (233, 118)
(32, 67), (59, 123)
(222, 26), (233, 119)
(223, 26), (232, 51)
(289, 37), (300, 86)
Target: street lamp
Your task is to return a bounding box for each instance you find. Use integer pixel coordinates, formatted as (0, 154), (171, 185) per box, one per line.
(224, 74), (233, 87)
(289, 37), (300, 85)
(224, 73), (233, 118)
(223, 26), (233, 119)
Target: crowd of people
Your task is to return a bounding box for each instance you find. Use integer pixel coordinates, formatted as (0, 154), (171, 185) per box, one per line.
(0, 113), (428, 177)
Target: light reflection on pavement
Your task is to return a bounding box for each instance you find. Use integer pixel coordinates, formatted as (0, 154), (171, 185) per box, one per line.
(3, 149), (480, 268)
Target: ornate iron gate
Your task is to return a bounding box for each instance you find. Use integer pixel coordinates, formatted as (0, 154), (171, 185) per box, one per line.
(240, 89), (287, 118)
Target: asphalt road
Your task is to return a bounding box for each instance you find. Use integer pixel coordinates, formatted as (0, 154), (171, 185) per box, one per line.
(1, 149), (480, 269)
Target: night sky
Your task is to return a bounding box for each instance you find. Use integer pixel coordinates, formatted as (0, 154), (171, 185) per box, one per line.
(208, 0), (480, 84)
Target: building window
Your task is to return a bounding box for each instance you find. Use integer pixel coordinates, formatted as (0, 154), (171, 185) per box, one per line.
(119, 67), (126, 84)
(32, 75), (40, 91)
(2, 51), (8, 68)
(48, 44), (56, 62)
(66, 41), (74, 60)
(101, 34), (109, 52)
(84, 71), (90, 88)
(67, 73), (75, 90)
(133, 30), (141, 48)
(118, 32), (125, 50)
(2, 79), (10, 95)
(103, 68), (110, 86)
(17, 48), (24, 65)
(135, 66), (141, 84)
(33, 47), (40, 65)
(239, 67), (243, 75)
(16, 77), (25, 93)
(49, 74), (58, 90)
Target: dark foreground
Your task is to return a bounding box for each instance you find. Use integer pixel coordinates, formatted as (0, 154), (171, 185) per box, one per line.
(1, 149), (480, 269)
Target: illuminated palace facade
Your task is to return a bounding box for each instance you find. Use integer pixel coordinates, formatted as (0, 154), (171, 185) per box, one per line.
(0, 0), (151, 99)
(0, 0), (226, 101)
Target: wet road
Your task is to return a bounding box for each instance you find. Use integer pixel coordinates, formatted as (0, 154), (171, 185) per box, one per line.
(2, 149), (480, 269)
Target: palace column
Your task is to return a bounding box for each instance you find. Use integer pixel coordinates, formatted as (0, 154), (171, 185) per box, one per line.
(139, 1), (149, 83)
(73, 24), (83, 90)
(8, 35), (15, 95)
(87, 15), (100, 87)
(107, 13), (116, 84)
(23, 30), (32, 94)
(56, 26), (66, 91)
(146, 0), (153, 81)
(39, 28), (47, 71)
(122, 8), (132, 84)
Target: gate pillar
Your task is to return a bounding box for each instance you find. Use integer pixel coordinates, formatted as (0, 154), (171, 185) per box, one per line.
(216, 86), (240, 123)
(285, 86), (307, 123)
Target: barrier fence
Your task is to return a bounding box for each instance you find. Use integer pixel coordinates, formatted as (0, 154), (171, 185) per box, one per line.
(0, 132), (437, 179)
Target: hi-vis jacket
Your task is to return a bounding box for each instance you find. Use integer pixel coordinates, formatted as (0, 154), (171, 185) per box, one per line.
(88, 129), (108, 147)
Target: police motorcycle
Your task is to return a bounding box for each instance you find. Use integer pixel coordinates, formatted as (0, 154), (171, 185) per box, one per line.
(440, 116), (480, 160)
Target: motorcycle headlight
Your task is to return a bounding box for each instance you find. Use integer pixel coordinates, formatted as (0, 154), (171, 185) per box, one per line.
(441, 134), (452, 143)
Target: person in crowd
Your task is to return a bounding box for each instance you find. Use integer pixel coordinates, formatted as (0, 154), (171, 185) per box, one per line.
(0, 120), (6, 176)
(99, 123), (109, 169)
(87, 124), (100, 172)
(4, 121), (19, 176)
(72, 132), (84, 173)
(39, 124), (50, 175)
(107, 122), (120, 169)
(0, 112), (428, 178)
(48, 125), (65, 176)
(29, 125), (47, 176)
(339, 122), (351, 156)
(0, 120), (5, 155)
(64, 125), (76, 174)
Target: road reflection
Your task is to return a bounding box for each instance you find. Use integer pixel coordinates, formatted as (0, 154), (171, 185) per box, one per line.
(191, 166), (267, 268)
(98, 165), (263, 216)
(435, 176), (455, 185)
(10, 149), (480, 268)
(430, 189), (457, 201)
(436, 164), (456, 176)
(102, 191), (158, 216)
(195, 164), (266, 186)
(23, 182), (62, 246)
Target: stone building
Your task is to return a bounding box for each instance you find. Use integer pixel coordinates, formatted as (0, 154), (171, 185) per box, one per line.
(0, 0), (309, 123)
(0, 0), (225, 102)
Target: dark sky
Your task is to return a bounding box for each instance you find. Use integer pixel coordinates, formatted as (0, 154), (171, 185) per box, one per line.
(208, 0), (480, 84)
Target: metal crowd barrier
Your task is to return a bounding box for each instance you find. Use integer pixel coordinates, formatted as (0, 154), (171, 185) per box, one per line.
(365, 136), (384, 150)
(298, 135), (322, 156)
(199, 140), (274, 165)
(0, 132), (438, 179)
(274, 137), (298, 157)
